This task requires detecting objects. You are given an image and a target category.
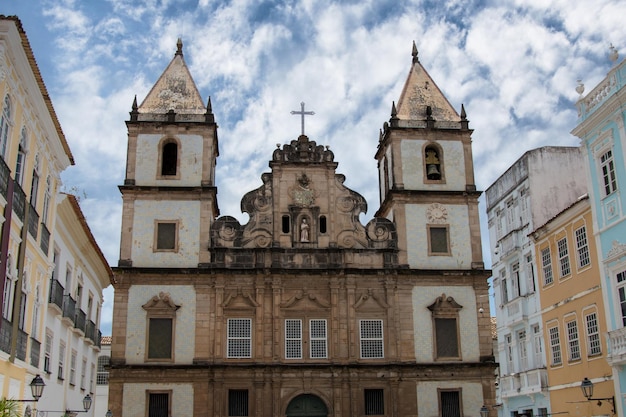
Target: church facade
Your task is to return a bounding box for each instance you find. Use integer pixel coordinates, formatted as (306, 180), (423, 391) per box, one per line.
(109, 40), (495, 417)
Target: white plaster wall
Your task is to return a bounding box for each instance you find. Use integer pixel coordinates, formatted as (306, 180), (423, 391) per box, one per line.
(417, 381), (484, 417)
(135, 133), (204, 186)
(123, 383), (193, 416)
(401, 140), (465, 190)
(406, 204), (472, 269)
(412, 285), (480, 362)
(131, 200), (200, 267)
(126, 285), (196, 364)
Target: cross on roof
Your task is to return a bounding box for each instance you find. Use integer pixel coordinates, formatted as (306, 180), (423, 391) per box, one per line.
(291, 102), (315, 136)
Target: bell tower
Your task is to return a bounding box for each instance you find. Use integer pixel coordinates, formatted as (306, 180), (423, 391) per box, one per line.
(118, 39), (219, 267)
(375, 42), (484, 270)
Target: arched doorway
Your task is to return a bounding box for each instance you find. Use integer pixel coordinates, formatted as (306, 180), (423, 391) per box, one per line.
(285, 394), (328, 417)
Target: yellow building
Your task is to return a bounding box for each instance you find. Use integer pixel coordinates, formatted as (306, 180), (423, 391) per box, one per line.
(531, 196), (614, 417)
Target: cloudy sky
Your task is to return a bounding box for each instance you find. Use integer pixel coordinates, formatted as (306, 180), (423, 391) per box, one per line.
(4, 0), (625, 334)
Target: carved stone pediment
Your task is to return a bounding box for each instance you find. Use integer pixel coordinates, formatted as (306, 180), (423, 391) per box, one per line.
(606, 240), (626, 263)
(142, 292), (180, 312)
(354, 289), (389, 311)
(223, 289), (260, 309)
(281, 290), (330, 310)
(427, 293), (463, 313)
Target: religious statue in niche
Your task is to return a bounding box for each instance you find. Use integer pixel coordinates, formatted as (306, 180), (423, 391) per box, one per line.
(300, 218), (310, 242)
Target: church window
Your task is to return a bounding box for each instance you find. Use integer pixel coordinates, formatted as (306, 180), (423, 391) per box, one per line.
(364, 389), (384, 415)
(557, 237), (570, 278)
(228, 389), (249, 416)
(428, 225), (450, 255)
(319, 215), (327, 234)
(0, 95), (11, 159)
(566, 319), (580, 361)
(359, 319), (384, 359)
(282, 215), (290, 233)
(15, 127), (27, 185)
(155, 221), (178, 252)
(541, 247), (553, 286)
(600, 149), (617, 196)
(424, 144), (442, 181)
(428, 294), (462, 360)
(161, 141), (178, 176)
(148, 391), (170, 417)
(548, 324), (562, 366)
(310, 319), (327, 358)
(285, 319), (302, 359)
(439, 389), (462, 417)
(227, 318), (252, 358)
(147, 318), (173, 360)
(575, 226), (590, 268)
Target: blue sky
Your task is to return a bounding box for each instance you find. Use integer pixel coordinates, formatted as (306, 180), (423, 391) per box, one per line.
(3, 0), (626, 335)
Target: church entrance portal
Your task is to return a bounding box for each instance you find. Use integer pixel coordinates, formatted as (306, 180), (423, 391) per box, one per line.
(285, 394), (328, 417)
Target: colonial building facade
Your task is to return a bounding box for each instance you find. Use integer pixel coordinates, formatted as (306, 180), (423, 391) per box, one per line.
(109, 41), (495, 417)
(572, 49), (626, 417)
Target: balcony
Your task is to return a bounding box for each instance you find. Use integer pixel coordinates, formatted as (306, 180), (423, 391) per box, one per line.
(48, 278), (65, 314)
(30, 337), (40, 367)
(607, 326), (626, 366)
(500, 230), (522, 259)
(40, 223), (50, 256)
(74, 309), (86, 335)
(0, 318), (12, 353)
(12, 181), (25, 222)
(0, 157), (9, 199)
(500, 368), (548, 398)
(85, 320), (96, 345)
(28, 203), (39, 239)
(504, 296), (528, 327)
(62, 295), (76, 325)
(16, 327), (28, 361)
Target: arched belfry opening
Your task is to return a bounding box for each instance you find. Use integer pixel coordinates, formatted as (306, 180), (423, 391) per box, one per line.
(285, 394), (328, 417)
(161, 141), (178, 176)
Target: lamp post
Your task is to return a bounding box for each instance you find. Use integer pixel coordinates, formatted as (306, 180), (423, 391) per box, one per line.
(105, 410), (112, 417)
(63, 394), (92, 417)
(580, 377), (615, 415)
(480, 405), (490, 417)
(15, 375), (45, 417)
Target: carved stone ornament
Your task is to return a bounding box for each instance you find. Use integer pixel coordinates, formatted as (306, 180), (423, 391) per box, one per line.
(606, 240), (626, 263)
(427, 293), (463, 313)
(289, 172), (319, 207)
(427, 203), (448, 224)
(354, 289), (390, 310)
(142, 292), (180, 312)
(280, 290), (330, 309)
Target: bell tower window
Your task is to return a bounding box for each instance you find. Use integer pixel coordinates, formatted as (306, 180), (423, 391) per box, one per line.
(424, 144), (443, 181)
(161, 141), (178, 176)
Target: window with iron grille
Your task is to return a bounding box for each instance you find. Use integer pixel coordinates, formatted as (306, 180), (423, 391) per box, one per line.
(541, 248), (553, 286)
(566, 320), (580, 361)
(548, 326), (562, 365)
(575, 226), (590, 268)
(97, 355), (110, 385)
(440, 390), (461, 417)
(359, 320), (383, 358)
(285, 319), (302, 359)
(364, 389), (384, 415)
(310, 319), (327, 359)
(557, 238), (570, 277)
(600, 150), (618, 196)
(585, 312), (601, 356)
(148, 392), (169, 417)
(228, 319), (252, 358)
(228, 389), (249, 416)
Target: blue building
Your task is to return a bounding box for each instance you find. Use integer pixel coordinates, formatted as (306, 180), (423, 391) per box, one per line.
(572, 47), (626, 417)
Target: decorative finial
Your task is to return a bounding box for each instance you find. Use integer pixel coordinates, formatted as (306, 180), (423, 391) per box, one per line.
(460, 104), (467, 120)
(575, 80), (585, 96)
(391, 101), (398, 118)
(205, 97), (214, 123)
(130, 95), (139, 121)
(176, 38), (183, 56)
(412, 41), (419, 63)
(206, 97), (213, 113)
(132, 95), (138, 111)
(609, 44), (619, 64)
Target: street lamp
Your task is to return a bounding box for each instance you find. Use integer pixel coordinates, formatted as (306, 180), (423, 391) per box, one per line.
(580, 377), (615, 415)
(480, 405), (489, 417)
(105, 410), (112, 417)
(29, 375), (45, 401)
(63, 394), (93, 417)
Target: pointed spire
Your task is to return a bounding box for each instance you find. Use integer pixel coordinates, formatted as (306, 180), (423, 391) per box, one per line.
(412, 41), (419, 63)
(390, 101), (399, 127)
(176, 38), (183, 56)
(460, 104), (469, 130)
(130, 95), (139, 121)
(205, 97), (214, 123)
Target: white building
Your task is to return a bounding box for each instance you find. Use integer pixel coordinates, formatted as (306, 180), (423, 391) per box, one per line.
(485, 147), (586, 417)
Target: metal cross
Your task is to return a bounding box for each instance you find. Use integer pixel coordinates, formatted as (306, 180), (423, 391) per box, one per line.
(291, 102), (315, 136)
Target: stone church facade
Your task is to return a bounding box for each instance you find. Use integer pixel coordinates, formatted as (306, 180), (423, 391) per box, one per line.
(109, 40), (495, 417)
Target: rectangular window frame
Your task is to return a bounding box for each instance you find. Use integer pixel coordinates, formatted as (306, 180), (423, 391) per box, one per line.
(427, 225), (451, 256)
(359, 319), (384, 359)
(438, 389), (463, 417)
(285, 319), (302, 359)
(69, 350), (77, 385)
(228, 389), (249, 417)
(566, 319), (581, 361)
(147, 390), (171, 417)
(310, 319), (328, 359)
(585, 311), (602, 357)
(44, 330), (53, 374)
(557, 237), (571, 278)
(575, 226), (590, 269)
(541, 247), (553, 286)
(146, 317), (174, 361)
(600, 149), (618, 196)
(548, 325), (562, 366)
(153, 220), (179, 252)
(58, 341), (66, 380)
(227, 318), (252, 359)
(364, 388), (385, 416)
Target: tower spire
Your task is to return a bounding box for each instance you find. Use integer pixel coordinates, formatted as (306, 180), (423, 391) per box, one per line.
(176, 38), (183, 56)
